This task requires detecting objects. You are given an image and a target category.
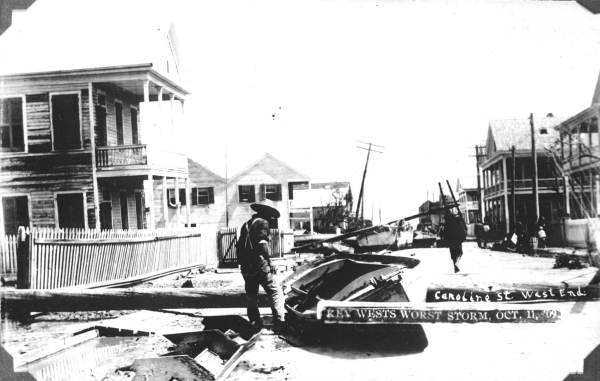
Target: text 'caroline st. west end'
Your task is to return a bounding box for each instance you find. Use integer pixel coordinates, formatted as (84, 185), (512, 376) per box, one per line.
(428, 286), (589, 303)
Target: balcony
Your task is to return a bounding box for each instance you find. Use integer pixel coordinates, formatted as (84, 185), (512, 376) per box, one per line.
(484, 178), (562, 198)
(96, 144), (187, 177)
(96, 145), (147, 167)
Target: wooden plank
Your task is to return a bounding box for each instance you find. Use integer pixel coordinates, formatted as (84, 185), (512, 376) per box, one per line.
(0, 287), (269, 313)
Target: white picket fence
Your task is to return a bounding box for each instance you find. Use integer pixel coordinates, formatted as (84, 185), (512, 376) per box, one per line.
(14, 227), (205, 289)
(0, 234), (18, 274)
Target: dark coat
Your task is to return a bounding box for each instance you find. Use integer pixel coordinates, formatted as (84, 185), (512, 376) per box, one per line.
(444, 214), (467, 243)
(236, 216), (272, 275)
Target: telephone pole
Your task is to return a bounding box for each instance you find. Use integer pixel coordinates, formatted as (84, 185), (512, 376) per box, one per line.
(530, 113), (540, 221)
(355, 141), (384, 223)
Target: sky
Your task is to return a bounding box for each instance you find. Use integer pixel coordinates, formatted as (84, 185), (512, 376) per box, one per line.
(5, 0), (600, 222)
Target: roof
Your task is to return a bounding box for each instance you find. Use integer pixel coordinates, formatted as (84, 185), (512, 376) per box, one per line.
(311, 181), (351, 190)
(487, 116), (565, 153)
(0, 0), (181, 81)
(188, 158), (225, 185)
(229, 153), (310, 184)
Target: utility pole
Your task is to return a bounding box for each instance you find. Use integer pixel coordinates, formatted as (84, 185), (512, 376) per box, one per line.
(511, 145), (516, 232)
(225, 145), (229, 228)
(530, 113), (540, 221)
(474, 145), (484, 222)
(355, 141), (383, 223)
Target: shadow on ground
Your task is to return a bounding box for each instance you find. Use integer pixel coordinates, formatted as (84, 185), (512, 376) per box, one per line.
(281, 324), (428, 359)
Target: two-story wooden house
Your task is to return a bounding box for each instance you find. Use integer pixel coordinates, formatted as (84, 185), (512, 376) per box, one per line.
(480, 117), (565, 238)
(0, 4), (191, 234)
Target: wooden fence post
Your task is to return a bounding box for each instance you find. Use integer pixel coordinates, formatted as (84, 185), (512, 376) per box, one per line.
(16, 227), (30, 290)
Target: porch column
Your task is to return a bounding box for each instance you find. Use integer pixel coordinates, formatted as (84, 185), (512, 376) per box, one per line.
(146, 174), (155, 229)
(590, 170), (596, 216)
(88, 82), (101, 230)
(162, 176), (168, 226)
(564, 175), (571, 215)
(170, 94), (175, 128)
(596, 174), (600, 217)
(185, 177), (191, 227)
(502, 157), (510, 233)
(174, 177), (181, 225)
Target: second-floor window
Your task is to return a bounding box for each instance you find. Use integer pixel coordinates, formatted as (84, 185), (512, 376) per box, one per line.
(192, 187), (214, 205)
(0, 97), (24, 152)
(115, 101), (124, 145)
(239, 185), (255, 203)
(260, 184), (282, 201)
(51, 93), (81, 150)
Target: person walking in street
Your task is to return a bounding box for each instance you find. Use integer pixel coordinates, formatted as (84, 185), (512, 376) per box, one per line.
(236, 203), (287, 332)
(442, 210), (467, 273)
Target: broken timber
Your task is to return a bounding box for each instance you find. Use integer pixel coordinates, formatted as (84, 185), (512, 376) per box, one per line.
(0, 288), (269, 315)
(293, 203), (458, 252)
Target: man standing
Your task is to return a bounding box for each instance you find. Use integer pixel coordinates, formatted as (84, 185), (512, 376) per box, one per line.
(236, 203), (287, 332)
(443, 210), (467, 273)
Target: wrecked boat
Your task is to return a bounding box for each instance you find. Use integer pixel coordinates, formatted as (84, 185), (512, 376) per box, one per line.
(282, 253), (420, 330)
(343, 225), (414, 253)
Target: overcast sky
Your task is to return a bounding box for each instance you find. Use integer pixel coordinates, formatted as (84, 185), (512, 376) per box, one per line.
(170, 0), (600, 221)
(6, 0), (600, 222)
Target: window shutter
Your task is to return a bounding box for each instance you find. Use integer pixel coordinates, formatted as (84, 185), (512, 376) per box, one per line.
(208, 187), (214, 204)
(259, 184), (266, 201)
(179, 189), (186, 205)
(275, 184), (282, 201)
(191, 188), (198, 205)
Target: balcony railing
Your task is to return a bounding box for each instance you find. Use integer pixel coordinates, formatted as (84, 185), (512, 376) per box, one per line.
(96, 145), (147, 167)
(484, 178), (561, 195)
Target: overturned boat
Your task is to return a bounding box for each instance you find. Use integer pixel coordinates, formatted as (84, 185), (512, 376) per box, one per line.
(282, 253), (420, 330)
(344, 225), (414, 253)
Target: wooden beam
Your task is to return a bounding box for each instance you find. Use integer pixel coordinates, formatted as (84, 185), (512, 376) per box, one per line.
(0, 288), (269, 314)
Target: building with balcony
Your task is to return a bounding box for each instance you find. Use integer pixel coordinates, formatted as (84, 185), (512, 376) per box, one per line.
(553, 105), (600, 220)
(0, 2), (191, 233)
(480, 117), (566, 239)
(290, 181), (353, 233)
(456, 178), (480, 237)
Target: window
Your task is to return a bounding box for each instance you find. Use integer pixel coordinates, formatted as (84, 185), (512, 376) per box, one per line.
(2, 195), (29, 234)
(192, 187), (214, 205)
(260, 184), (282, 201)
(0, 97), (24, 152)
(238, 185), (255, 203)
(131, 107), (139, 144)
(115, 101), (123, 145)
(51, 93), (81, 150)
(56, 193), (85, 228)
(288, 181), (309, 200)
(167, 188), (187, 207)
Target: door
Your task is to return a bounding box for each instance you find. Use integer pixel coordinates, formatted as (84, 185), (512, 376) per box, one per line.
(135, 192), (144, 229)
(2, 196), (29, 234)
(99, 202), (112, 229)
(95, 105), (107, 146)
(120, 193), (129, 230)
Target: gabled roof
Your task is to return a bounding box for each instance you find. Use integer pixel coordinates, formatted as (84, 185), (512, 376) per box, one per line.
(188, 158), (225, 185)
(229, 153), (310, 184)
(0, 0), (181, 81)
(487, 117), (565, 154)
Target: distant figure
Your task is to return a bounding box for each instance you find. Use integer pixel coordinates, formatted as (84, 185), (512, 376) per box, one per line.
(236, 203), (286, 332)
(476, 216), (491, 249)
(537, 225), (547, 249)
(443, 211), (467, 273)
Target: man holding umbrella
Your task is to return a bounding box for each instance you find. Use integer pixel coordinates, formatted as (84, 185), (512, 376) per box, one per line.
(236, 203), (287, 332)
